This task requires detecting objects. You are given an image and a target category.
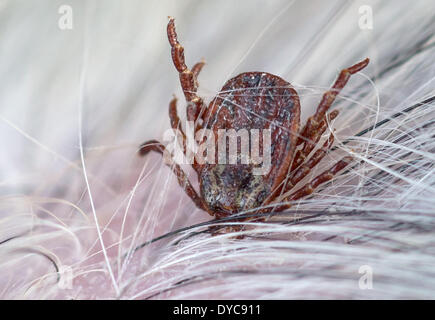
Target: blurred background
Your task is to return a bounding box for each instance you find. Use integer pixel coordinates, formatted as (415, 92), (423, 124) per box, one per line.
(0, 0), (434, 299)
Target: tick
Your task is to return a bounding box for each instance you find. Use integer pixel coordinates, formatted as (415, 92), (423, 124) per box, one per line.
(139, 18), (369, 225)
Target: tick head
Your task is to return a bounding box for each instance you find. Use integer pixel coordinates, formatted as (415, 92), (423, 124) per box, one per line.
(199, 164), (270, 216)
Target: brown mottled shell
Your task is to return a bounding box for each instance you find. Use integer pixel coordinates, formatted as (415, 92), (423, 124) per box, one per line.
(198, 72), (301, 216)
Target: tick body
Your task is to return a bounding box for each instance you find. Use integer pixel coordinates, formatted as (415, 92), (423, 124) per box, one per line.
(140, 18), (369, 222)
(199, 72), (300, 216)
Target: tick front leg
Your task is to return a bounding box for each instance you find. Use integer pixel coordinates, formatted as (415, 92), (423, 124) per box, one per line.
(167, 17), (206, 124)
(297, 58), (369, 146)
(191, 60), (207, 124)
(192, 60), (205, 84)
(138, 140), (207, 211)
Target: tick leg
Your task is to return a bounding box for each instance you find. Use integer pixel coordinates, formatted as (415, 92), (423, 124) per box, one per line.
(273, 156), (353, 212)
(168, 97), (187, 152)
(192, 60), (205, 82)
(291, 110), (338, 172)
(138, 140), (207, 211)
(283, 132), (335, 194)
(167, 18), (206, 124)
(191, 60), (206, 123)
(297, 58), (369, 147)
(169, 96), (202, 172)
